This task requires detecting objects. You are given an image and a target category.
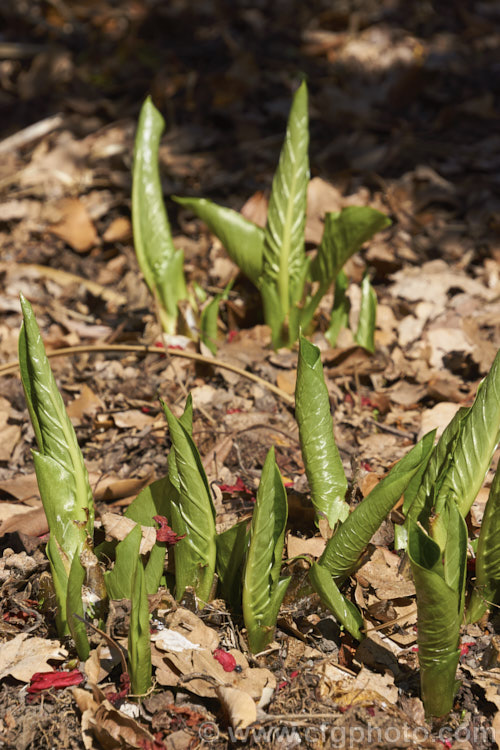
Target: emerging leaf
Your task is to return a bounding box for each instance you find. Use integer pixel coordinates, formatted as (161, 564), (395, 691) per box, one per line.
(125, 475), (172, 596)
(128, 556), (152, 695)
(19, 295), (93, 655)
(295, 336), (348, 529)
(161, 400), (217, 602)
(243, 448), (290, 653)
(319, 431), (435, 582)
(173, 197), (264, 287)
(435, 350), (500, 529)
(467, 462), (500, 623)
(262, 80), (309, 346)
(325, 270), (349, 347)
(408, 505), (467, 717)
(408, 350), (500, 552)
(310, 206), (391, 285)
(355, 274), (377, 354)
(132, 97), (187, 333)
(104, 524), (142, 601)
(216, 520), (249, 611)
(308, 562), (363, 640)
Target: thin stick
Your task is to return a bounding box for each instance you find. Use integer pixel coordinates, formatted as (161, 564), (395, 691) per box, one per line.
(0, 113), (64, 154)
(0, 343), (295, 407)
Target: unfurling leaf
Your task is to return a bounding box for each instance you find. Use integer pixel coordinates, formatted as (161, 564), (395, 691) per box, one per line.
(161, 399), (217, 602)
(310, 206), (391, 285)
(467, 462), (500, 623)
(132, 97), (187, 334)
(319, 431), (435, 582)
(243, 448), (290, 652)
(295, 336), (348, 529)
(261, 80), (309, 347)
(355, 274), (377, 354)
(173, 196), (264, 287)
(19, 295), (93, 657)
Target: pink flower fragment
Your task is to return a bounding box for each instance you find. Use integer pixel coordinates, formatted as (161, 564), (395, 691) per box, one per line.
(27, 669), (83, 694)
(218, 477), (252, 495)
(213, 648), (237, 672)
(460, 642), (475, 657)
(153, 516), (185, 546)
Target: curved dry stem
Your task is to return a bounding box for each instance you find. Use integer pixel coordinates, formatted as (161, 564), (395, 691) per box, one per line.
(0, 343), (295, 407)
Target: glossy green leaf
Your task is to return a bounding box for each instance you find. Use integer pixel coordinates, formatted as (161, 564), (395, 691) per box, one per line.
(173, 197), (264, 287)
(261, 81), (309, 343)
(162, 400), (216, 601)
(126, 475), (171, 526)
(19, 295), (93, 638)
(319, 431), (436, 582)
(128, 556), (152, 695)
(199, 280), (233, 355)
(125, 475), (172, 596)
(433, 350), (500, 530)
(406, 408), (466, 536)
(408, 353), (500, 553)
(325, 270), (349, 347)
(104, 524), (142, 600)
(408, 506), (467, 717)
(166, 395), (193, 493)
(310, 206), (391, 285)
(132, 97), (187, 334)
(216, 520), (249, 611)
(67, 553), (90, 661)
(295, 336), (348, 529)
(467, 462), (500, 623)
(308, 562), (363, 640)
(243, 448), (291, 653)
(200, 296), (220, 355)
(355, 274), (376, 353)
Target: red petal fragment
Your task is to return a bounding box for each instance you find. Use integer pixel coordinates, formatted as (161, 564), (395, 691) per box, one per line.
(153, 516), (186, 546)
(218, 477), (252, 494)
(213, 648), (237, 672)
(27, 669), (84, 693)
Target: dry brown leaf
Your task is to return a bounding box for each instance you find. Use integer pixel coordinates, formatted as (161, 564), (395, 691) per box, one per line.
(112, 409), (156, 430)
(356, 548), (415, 600)
(0, 633), (67, 681)
(91, 698), (157, 749)
(0, 505), (47, 538)
(0, 502), (39, 524)
(240, 190), (268, 228)
(47, 197), (98, 252)
(276, 369), (297, 394)
(103, 216), (132, 243)
(93, 474), (154, 503)
(217, 685), (257, 730)
(359, 472), (380, 498)
(72, 687), (99, 750)
(67, 384), (105, 423)
(101, 513), (157, 555)
(306, 177), (343, 244)
(152, 608), (276, 706)
(202, 434), (234, 478)
(417, 402), (461, 440)
(84, 646), (122, 686)
(389, 381), (426, 407)
(353, 666), (398, 704)
(286, 534), (326, 559)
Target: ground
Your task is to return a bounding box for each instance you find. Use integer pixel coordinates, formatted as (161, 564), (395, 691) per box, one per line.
(0, 1), (500, 748)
